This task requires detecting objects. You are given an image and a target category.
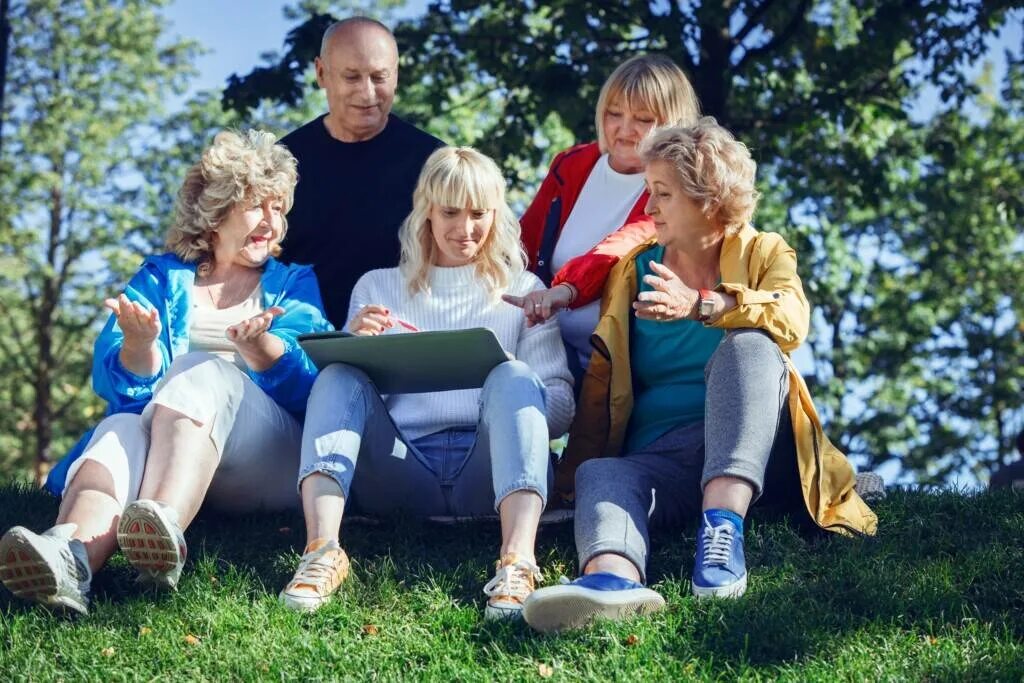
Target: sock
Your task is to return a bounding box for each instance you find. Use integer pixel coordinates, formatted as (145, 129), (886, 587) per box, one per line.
(704, 508), (744, 536)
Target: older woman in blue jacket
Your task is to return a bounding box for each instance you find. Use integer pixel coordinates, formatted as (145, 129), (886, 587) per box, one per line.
(0, 130), (330, 614)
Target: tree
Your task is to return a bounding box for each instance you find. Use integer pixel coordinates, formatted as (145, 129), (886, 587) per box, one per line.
(0, 0), (199, 482)
(224, 0), (1024, 482)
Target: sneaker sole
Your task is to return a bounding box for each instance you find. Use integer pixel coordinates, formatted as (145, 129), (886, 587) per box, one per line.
(117, 502), (183, 589)
(279, 590), (333, 613)
(523, 586), (665, 633)
(484, 600), (525, 621)
(0, 527), (88, 615)
(691, 573), (747, 599)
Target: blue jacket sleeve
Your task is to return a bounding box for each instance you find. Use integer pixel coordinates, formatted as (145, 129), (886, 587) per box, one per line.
(92, 261), (172, 413)
(244, 265), (332, 416)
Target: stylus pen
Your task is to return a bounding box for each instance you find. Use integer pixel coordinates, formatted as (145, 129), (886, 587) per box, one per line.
(392, 317), (420, 332)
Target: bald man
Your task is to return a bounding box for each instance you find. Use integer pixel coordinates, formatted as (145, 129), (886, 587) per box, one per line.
(279, 17), (444, 327)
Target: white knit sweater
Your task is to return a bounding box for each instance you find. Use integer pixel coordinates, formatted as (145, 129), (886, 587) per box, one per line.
(346, 265), (575, 441)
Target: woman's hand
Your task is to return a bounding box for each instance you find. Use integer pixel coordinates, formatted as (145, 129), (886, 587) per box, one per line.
(104, 293), (162, 376)
(227, 306), (286, 372)
(632, 262), (699, 322)
(104, 294), (161, 348)
(226, 306), (284, 346)
(348, 304), (393, 336)
(502, 284), (575, 327)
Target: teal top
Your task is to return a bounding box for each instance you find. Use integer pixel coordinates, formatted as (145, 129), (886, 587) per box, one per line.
(624, 245), (724, 452)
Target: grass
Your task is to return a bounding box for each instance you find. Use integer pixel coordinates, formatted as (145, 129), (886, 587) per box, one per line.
(0, 485), (1021, 681)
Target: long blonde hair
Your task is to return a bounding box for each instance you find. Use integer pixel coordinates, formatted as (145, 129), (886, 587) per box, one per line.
(399, 146), (526, 300)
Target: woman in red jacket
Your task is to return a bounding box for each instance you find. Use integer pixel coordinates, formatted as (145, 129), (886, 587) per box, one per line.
(508, 54), (699, 377)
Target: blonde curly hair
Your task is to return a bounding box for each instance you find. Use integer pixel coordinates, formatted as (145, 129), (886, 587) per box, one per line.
(165, 129), (298, 269)
(399, 146), (526, 300)
(639, 117), (760, 236)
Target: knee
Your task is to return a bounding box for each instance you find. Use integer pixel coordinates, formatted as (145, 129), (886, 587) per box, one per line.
(308, 363), (372, 406)
(483, 359), (541, 393)
(708, 329), (783, 374)
(575, 457), (626, 493)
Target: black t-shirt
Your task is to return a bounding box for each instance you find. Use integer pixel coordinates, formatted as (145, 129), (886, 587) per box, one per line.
(279, 113), (444, 327)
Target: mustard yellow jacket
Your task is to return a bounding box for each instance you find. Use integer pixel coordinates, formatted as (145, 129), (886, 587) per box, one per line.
(557, 225), (878, 536)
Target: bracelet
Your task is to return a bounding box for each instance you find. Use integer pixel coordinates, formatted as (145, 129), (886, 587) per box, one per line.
(557, 282), (577, 304)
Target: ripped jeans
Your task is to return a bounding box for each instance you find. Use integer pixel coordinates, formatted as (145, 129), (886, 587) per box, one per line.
(298, 360), (551, 517)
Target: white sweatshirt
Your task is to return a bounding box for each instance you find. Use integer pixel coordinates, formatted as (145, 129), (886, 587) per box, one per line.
(346, 265), (575, 441)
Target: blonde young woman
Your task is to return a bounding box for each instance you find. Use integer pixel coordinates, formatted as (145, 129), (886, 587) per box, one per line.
(280, 146), (574, 619)
(512, 54), (700, 378)
(0, 131), (330, 615)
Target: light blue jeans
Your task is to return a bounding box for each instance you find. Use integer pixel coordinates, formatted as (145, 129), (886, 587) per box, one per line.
(298, 360), (551, 517)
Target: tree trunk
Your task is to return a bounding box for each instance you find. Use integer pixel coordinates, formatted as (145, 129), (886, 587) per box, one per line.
(33, 183), (61, 485)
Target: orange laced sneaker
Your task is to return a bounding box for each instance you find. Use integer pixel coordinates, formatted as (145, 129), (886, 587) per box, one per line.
(279, 538), (350, 613)
(483, 552), (542, 620)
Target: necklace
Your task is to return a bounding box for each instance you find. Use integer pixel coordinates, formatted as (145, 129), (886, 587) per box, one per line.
(197, 268), (259, 310)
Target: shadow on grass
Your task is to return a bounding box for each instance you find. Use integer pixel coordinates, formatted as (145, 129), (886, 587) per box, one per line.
(1, 484), (1021, 671)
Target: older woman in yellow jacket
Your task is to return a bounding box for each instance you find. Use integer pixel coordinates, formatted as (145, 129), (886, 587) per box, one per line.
(522, 118), (877, 633)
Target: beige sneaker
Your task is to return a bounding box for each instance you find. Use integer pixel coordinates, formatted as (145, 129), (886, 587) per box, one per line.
(279, 538), (350, 613)
(483, 553), (542, 620)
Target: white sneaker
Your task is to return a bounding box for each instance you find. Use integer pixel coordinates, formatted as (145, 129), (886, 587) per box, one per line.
(117, 500), (187, 589)
(483, 553), (543, 620)
(0, 524), (91, 615)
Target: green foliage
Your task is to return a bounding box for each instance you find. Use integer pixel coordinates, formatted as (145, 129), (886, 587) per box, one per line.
(224, 0), (1024, 482)
(0, 0), (200, 478)
(0, 486), (1022, 679)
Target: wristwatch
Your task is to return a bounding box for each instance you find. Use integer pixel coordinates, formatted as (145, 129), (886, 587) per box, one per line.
(697, 288), (715, 322)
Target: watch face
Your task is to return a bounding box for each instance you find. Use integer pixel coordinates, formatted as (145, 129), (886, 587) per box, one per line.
(699, 298), (715, 319)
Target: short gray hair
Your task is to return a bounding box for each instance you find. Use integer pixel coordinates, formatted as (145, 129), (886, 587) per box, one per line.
(320, 16), (394, 57)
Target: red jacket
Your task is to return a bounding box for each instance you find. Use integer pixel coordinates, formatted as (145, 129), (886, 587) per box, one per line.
(519, 142), (655, 307)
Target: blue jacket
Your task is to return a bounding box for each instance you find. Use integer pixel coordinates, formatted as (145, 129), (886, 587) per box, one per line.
(44, 253), (333, 495)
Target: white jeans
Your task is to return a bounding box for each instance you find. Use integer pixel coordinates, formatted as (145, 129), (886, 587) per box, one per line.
(63, 352), (302, 512)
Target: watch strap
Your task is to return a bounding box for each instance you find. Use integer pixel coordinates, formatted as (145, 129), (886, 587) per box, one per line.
(697, 288), (715, 322)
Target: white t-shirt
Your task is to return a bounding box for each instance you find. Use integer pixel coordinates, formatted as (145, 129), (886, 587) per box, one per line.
(188, 285), (263, 369)
(551, 154), (645, 368)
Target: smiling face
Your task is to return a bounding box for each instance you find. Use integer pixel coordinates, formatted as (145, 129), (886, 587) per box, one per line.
(315, 24), (399, 142)
(602, 98), (660, 174)
(428, 204), (494, 267)
(213, 197), (284, 269)
(643, 159), (717, 250)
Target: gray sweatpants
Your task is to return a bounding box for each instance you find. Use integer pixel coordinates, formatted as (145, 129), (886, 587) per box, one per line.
(574, 329), (798, 583)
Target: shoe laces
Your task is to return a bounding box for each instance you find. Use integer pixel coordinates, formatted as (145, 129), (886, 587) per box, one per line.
(483, 557), (542, 600)
(701, 519), (736, 568)
(289, 544), (346, 594)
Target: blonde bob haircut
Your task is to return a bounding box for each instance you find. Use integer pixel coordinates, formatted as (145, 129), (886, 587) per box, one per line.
(595, 54), (700, 154)
(165, 129), (298, 268)
(639, 117), (760, 236)
(399, 146), (527, 300)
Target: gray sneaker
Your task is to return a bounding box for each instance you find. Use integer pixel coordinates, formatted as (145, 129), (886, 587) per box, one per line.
(117, 500), (187, 589)
(0, 524), (92, 615)
(855, 472), (887, 502)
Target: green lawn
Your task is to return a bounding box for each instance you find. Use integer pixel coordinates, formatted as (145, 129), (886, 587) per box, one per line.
(0, 485), (1021, 681)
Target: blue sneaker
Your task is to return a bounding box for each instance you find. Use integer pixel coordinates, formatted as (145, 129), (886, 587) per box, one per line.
(522, 572), (665, 632)
(691, 511), (747, 599)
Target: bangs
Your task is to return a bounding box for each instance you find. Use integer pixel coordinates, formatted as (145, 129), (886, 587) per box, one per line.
(422, 155), (504, 210)
(606, 76), (666, 118)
